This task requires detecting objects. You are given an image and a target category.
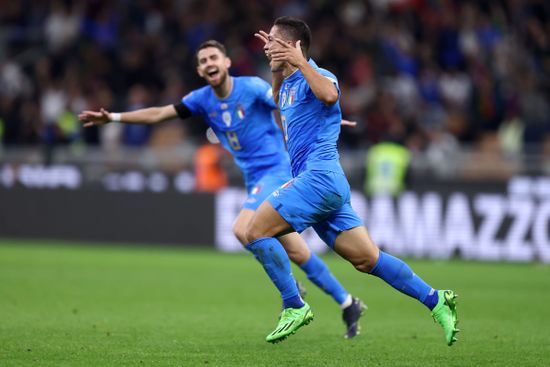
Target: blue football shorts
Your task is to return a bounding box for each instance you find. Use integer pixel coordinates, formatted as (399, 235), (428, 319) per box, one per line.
(242, 171), (293, 211)
(266, 169), (363, 248)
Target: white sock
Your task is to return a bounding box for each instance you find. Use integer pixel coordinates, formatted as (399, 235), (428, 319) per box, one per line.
(340, 294), (353, 309)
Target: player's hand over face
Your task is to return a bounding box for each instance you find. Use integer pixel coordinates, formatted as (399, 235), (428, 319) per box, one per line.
(78, 108), (111, 128)
(269, 39), (307, 69)
(255, 30), (285, 72)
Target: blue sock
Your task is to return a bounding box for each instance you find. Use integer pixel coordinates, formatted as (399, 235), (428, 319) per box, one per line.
(300, 253), (349, 305)
(370, 251), (438, 310)
(246, 237), (304, 309)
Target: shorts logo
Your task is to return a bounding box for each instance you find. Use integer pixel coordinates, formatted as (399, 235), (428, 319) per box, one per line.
(281, 178), (295, 189)
(272, 190), (280, 197)
(251, 184), (262, 195)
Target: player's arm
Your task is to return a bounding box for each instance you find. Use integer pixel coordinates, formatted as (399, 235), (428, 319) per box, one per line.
(269, 39), (338, 105)
(79, 104), (184, 127)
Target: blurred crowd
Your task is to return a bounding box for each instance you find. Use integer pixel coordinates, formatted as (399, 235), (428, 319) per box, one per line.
(1, 0), (549, 160)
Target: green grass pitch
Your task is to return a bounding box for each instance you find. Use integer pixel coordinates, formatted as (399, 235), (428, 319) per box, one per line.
(1, 240), (549, 366)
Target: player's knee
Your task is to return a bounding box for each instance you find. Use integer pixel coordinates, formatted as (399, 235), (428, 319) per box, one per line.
(350, 256), (377, 273)
(244, 223), (264, 243)
(286, 246), (310, 266)
(232, 223), (248, 245)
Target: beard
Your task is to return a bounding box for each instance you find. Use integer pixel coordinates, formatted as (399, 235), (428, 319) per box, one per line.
(209, 69), (228, 88)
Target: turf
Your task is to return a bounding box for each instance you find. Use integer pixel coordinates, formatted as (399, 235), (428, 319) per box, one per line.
(1, 241), (549, 366)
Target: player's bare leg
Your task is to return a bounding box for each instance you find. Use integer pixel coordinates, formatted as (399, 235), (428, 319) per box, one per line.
(246, 200), (294, 241)
(277, 232), (310, 265)
(333, 226), (459, 345)
(232, 209), (255, 245)
(332, 226), (380, 273)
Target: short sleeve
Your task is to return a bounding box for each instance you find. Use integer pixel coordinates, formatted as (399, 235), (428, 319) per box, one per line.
(251, 77), (277, 109)
(181, 90), (202, 116)
(318, 68), (340, 93)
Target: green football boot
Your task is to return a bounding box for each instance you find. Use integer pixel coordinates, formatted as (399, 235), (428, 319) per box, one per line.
(431, 290), (460, 346)
(266, 302), (314, 343)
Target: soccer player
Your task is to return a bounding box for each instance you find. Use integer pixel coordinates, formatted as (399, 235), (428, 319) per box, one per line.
(250, 17), (459, 345)
(79, 40), (366, 339)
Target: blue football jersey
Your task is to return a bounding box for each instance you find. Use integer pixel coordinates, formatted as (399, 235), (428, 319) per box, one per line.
(182, 76), (291, 189)
(278, 59), (344, 177)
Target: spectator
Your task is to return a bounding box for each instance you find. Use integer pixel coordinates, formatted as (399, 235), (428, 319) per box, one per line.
(44, 1), (81, 51)
(194, 143), (228, 192)
(364, 132), (411, 197)
(0, 0), (548, 171)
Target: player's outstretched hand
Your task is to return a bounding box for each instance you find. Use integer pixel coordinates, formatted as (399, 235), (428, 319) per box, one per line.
(78, 108), (111, 128)
(341, 119), (358, 128)
(269, 39), (306, 69)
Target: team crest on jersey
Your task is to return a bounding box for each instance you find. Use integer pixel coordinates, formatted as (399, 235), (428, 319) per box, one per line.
(222, 111), (232, 127)
(236, 104), (245, 120)
(280, 88), (296, 108)
(288, 88), (296, 106)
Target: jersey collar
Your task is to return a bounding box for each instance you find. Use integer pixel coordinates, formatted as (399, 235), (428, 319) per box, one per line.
(213, 76), (234, 101)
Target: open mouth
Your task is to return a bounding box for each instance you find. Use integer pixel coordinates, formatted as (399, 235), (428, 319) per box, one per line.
(207, 68), (220, 78)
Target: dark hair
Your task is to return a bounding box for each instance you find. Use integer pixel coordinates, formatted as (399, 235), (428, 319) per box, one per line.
(274, 16), (311, 57)
(196, 40), (227, 60)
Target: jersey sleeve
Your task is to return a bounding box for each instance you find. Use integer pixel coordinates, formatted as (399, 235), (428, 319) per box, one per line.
(318, 68), (340, 94)
(251, 77), (277, 109)
(181, 90), (203, 116)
